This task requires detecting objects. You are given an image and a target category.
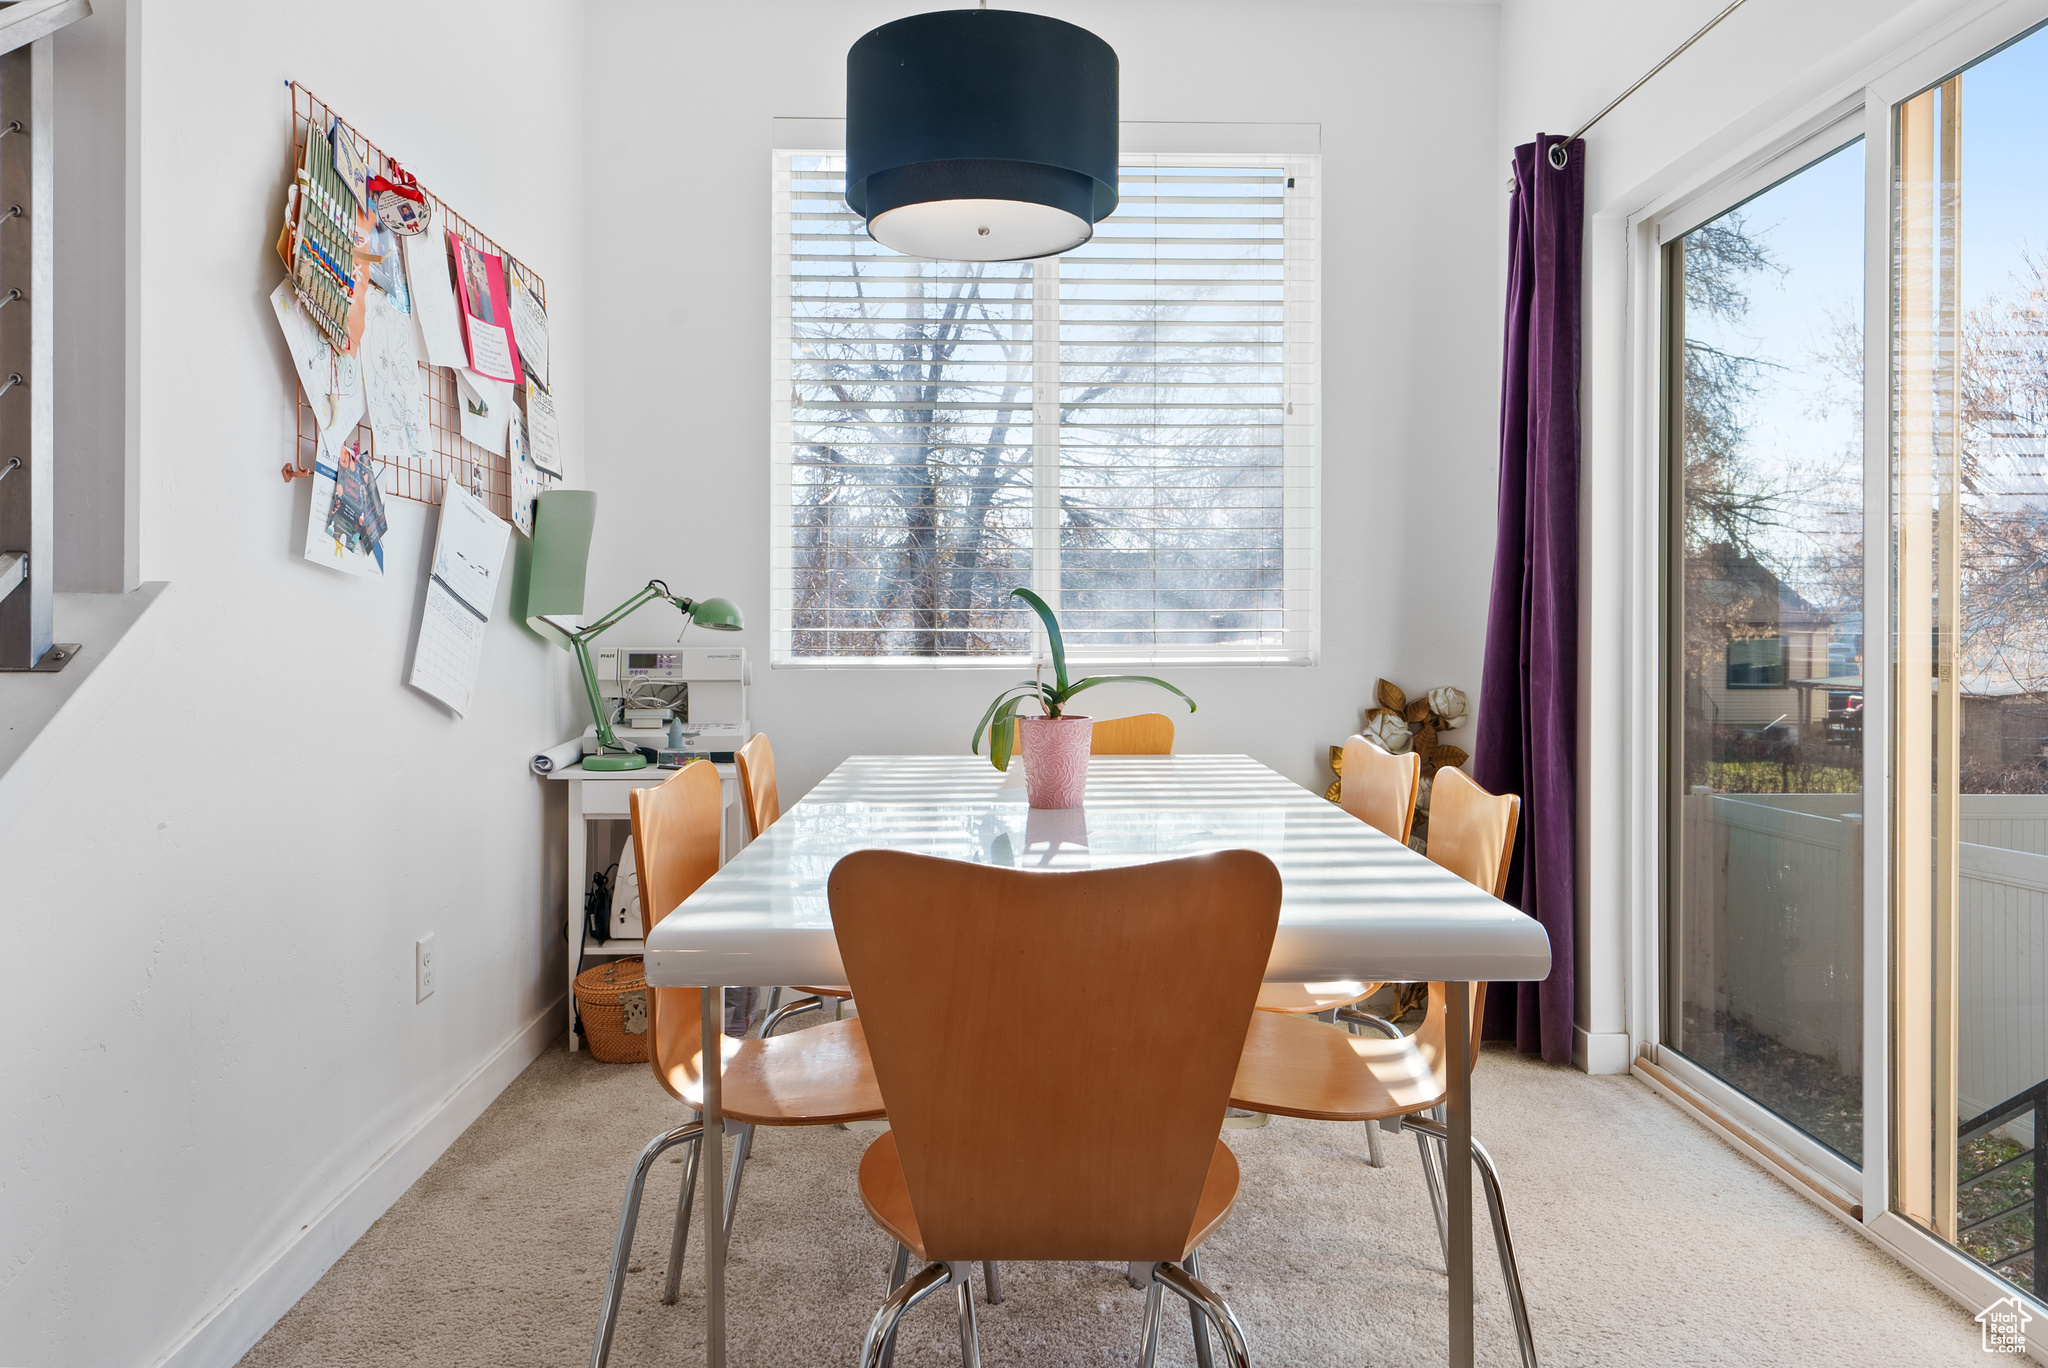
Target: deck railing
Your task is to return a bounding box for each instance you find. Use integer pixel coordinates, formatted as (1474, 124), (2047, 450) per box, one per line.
(1959, 1078), (2044, 1297)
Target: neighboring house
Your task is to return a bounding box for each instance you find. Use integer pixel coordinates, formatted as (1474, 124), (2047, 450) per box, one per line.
(1959, 640), (2048, 769)
(1690, 545), (1856, 742)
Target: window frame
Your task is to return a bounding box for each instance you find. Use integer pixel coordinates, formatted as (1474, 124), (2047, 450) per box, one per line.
(767, 139), (1321, 670)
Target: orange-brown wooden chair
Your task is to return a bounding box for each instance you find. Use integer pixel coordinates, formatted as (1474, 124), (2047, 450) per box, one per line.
(1090, 712), (1175, 755)
(737, 732), (855, 1014)
(831, 848), (1280, 1368)
(1083, 715), (1373, 1027)
(1252, 734), (1422, 1019)
(1228, 767), (1536, 1368)
(1341, 732), (1422, 845)
(589, 760), (886, 1368)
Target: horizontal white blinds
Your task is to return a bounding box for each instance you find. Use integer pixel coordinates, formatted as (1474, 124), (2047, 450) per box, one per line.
(770, 151), (1319, 665)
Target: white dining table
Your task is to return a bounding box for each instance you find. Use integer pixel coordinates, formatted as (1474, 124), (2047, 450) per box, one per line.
(643, 754), (1552, 1368)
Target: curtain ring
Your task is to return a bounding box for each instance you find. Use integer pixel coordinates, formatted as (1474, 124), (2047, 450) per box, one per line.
(1547, 141), (1570, 171)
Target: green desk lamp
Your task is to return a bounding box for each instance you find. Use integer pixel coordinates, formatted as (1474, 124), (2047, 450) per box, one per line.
(526, 490), (745, 772)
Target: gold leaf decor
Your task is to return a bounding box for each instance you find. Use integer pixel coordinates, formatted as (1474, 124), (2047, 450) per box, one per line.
(1330, 681), (1473, 853)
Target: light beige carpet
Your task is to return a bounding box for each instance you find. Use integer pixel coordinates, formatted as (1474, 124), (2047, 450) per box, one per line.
(237, 1034), (1985, 1367)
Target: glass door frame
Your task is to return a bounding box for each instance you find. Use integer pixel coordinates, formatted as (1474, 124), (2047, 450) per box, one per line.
(1650, 107), (1871, 1208)
(1623, 0), (2048, 1330)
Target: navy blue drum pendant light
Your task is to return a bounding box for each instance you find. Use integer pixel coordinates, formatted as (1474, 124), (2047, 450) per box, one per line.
(845, 8), (1119, 262)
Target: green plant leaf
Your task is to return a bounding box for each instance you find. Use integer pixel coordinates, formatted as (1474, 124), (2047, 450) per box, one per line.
(989, 695), (1030, 771)
(1059, 674), (1198, 713)
(1009, 587), (1068, 693)
(972, 683), (1048, 756)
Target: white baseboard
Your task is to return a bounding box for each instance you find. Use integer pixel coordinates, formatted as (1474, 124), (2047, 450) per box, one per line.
(149, 998), (567, 1368)
(1573, 1026), (1631, 1074)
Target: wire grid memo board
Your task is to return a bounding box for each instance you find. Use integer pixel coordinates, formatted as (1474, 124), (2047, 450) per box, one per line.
(283, 82), (546, 521)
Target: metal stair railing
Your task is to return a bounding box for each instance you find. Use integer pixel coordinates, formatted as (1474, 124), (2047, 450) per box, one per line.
(0, 0), (91, 673)
(1959, 1077), (2046, 1297)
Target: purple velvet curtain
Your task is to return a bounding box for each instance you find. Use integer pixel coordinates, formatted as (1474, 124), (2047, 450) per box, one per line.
(1474, 134), (1582, 1066)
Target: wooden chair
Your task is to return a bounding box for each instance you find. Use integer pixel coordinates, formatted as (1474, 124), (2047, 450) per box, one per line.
(736, 731), (782, 841)
(1252, 737), (1422, 1015)
(1228, 768), (1537, 1368)
(1090, 712), (1175, 754)
(737, 732), (855, 1013)
(588, 760), (887, 1368)
(1341, 733), (1421, 845)
(1252, 734), (1421, 1021)
(831, 848), (1280, 1368)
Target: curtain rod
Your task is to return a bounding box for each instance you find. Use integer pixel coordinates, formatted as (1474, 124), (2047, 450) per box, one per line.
(1545, 0), (1750, 170)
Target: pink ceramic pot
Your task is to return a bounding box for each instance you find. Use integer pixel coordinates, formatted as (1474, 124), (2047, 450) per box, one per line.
(1017, 714), (1092, 809)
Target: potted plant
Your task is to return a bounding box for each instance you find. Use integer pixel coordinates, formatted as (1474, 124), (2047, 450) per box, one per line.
(971, 588), (1196, 808)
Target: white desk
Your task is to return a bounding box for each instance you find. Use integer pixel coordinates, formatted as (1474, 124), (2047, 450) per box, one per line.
(644, 754), (1551, 1368)
(544, 760), (738, 1051)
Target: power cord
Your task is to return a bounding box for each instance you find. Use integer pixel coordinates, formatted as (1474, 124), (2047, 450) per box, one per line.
(572, 861), (619, 1044)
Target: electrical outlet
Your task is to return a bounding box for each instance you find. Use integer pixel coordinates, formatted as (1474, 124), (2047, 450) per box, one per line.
(416, 934), (436, 1003)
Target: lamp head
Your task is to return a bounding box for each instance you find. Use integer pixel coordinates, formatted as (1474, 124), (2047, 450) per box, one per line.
(686, 596), (745, 631)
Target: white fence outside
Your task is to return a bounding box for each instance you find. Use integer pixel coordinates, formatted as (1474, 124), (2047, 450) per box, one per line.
(1681, 790), (2048, 1145)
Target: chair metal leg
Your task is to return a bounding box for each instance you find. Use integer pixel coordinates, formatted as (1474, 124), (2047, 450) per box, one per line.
(1185, 1249), (1215, 1368)
(952, 1264), (984, 1368)
(1414, 1122), (1450, 1267)
(763, 985), (782, 1021)
(722, 1122), (755, 1243)
(881, 1245), (912, 1368)
(1364, 1117), (1386, 1167)
(762, 994), (823, 1038)
(861, 1261), (953, 1368)
(1153, 1261), (1252, 1368)
(981, 1259), (1003, 1305)
(1404, 1117), (1540, 1368)
(590, 1120), (702, 1368)
(660, 1124), (704, 1305)
(1136, 1267), (1165, 1368)
(1338, 1007), (1404, 1039)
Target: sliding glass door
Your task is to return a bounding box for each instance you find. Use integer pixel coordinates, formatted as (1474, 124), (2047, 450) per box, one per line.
(1653, 8), (2048, 1322)
(1892, 27), (2048, 1296)
(1665, 139), (1868, 1163)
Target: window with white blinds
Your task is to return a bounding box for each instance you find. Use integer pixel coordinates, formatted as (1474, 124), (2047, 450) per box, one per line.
(770, 150), (1318, 666)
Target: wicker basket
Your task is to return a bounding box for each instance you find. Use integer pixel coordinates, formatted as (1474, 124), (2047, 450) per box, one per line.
(574, 957), (650, 1064)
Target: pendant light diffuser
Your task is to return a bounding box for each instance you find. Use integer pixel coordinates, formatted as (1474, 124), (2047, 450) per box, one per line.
(846, 9), (1119, 262)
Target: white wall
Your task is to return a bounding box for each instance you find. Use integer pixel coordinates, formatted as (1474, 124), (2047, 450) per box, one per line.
(582, 0), (1506, 804)
(1494, 0), (1990, 1067)
(0, 4), (585, 1366)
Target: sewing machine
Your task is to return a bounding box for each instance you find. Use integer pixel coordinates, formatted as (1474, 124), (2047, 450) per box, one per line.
(582, 645), (750, 762)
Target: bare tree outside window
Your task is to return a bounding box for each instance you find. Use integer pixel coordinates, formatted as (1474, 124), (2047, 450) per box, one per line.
(775, 156), (1315, 665)
(787, 157), (1035, 658)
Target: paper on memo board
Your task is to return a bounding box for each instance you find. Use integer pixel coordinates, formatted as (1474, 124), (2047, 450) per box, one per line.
(451, 235), (522, 385)
(507, 407), (537, 537)
(404, 204), (469, 369)
(271, 280), (363, 455)
(360, 287), (430, 470)
(455, 367), (512, 457)
(523, 382), (562, 477)
(301, 434), (385, 579)
(409, 485), (512, 716)
(507, 259), (548, 390)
